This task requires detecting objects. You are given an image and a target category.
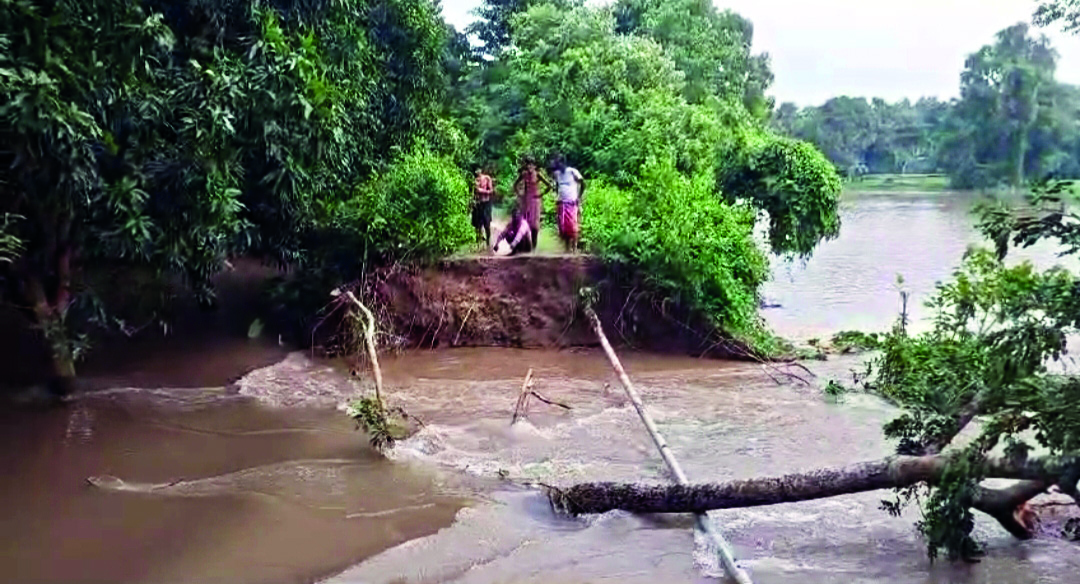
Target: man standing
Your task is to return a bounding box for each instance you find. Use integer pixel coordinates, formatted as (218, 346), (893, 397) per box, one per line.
(550, 155), (585, 253)
(471, 165), (494, 248)
(514, 156), (552, 248)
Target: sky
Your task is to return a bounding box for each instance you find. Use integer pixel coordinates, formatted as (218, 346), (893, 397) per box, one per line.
(439, 0), (1080, 106)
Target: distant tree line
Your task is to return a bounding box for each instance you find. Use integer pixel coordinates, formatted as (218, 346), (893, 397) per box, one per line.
(773, 23), (1080, 189)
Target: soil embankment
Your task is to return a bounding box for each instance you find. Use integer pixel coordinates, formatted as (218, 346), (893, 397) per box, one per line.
(363, 255), (741, 357)
(1, 255), (741, 391)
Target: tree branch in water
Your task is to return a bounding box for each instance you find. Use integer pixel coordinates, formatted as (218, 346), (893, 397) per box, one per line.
(551, 454), (1079, 539)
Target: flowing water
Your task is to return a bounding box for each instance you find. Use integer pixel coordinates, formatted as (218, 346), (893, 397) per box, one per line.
(2, 191), (1080, 584)
(763, 191), (1080, 339)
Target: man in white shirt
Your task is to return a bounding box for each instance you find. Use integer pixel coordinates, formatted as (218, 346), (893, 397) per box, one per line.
(549, 155), (586, 253)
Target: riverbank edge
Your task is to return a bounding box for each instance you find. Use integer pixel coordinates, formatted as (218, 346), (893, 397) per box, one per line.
(302, 254), (758, 361)
(1, 255), (760, 396)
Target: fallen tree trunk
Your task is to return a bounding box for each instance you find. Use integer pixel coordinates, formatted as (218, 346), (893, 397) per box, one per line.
(550, 454), (1080, 539)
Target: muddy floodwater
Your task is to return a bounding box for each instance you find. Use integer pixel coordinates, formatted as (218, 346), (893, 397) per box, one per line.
(2, 191), (1080, 583)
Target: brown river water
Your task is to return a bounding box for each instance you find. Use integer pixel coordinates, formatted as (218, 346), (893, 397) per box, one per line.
(3, 191), (1080, 584)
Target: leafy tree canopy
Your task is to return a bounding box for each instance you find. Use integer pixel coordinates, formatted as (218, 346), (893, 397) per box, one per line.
(0, 0), (461, 389)
(459, 1), (840, 344)
(2, 0), (843, 385)
(1036, 0), (1080, 33)
(613, 0), (774, 117)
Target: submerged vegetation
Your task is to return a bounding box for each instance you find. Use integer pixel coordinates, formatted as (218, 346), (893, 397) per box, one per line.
(829, 330), (882, 353)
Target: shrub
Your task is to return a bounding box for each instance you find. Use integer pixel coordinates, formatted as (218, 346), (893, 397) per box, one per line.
(317, 149), (472, 269)
(582, 159), (770, 343)
(269, 150), (471, 342)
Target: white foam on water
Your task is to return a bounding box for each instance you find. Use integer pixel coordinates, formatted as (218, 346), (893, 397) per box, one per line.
(384, 403), (664, 485)
(237, 352), (362, 408)
(74, 385), (235, 410)
(345, 503), (437, 519)
(692, 518), (727, 580)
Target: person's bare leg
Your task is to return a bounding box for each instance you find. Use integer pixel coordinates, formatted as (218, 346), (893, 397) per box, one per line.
(484, 223), (491, 248)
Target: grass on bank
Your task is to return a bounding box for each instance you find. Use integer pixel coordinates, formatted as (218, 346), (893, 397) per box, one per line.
(847, 174), (952, 193)
(848, 174), (1080, 197)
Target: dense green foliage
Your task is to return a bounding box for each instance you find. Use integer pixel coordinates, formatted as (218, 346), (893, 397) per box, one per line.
(828, 330), (881, 353)
(818, 4), (1080, 559)
(462, 3), (740, 184)
(613, 0), (773, 117)
(945, 24), (1061, 189)
(843, 198), (1080, 558)
(719, 135), (842, 255)
(1, 0), (842, 382)
(774, 97), (950, 178)
(0, 0), (465, 386)
(776, 22), (1080, 189)
(270, 150), (471, 330)
(466, 0), (580, 56)
(581, 162), (769, 339)
(455, 1), (840, 344)
(1037, 0), (1080, 33)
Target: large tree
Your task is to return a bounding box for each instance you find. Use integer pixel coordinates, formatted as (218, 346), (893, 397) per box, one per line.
(774, 96), (952, 177)
(0, 0), (454, 392)
(613, 0), (773, 118)
(466, 0), (582, 56)
(939, 23), (1059, 188)
(558, 4), (1080, 561)
(558, 236), (1080, 560)
(457, 2), (841, 349)
(1037, 0), (1080, 33)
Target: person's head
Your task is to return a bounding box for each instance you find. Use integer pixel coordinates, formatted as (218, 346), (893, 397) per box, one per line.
(474, 165), (484, 176)
(509, 206), (523, 224)
(521, 156), (536, 173)
(550, 154), (566, 172)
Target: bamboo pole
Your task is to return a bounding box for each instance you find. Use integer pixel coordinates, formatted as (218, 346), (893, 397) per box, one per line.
(585, 306), (752, 584)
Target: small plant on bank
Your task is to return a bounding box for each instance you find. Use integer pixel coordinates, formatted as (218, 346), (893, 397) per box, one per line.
(346, 396), (394, 451)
